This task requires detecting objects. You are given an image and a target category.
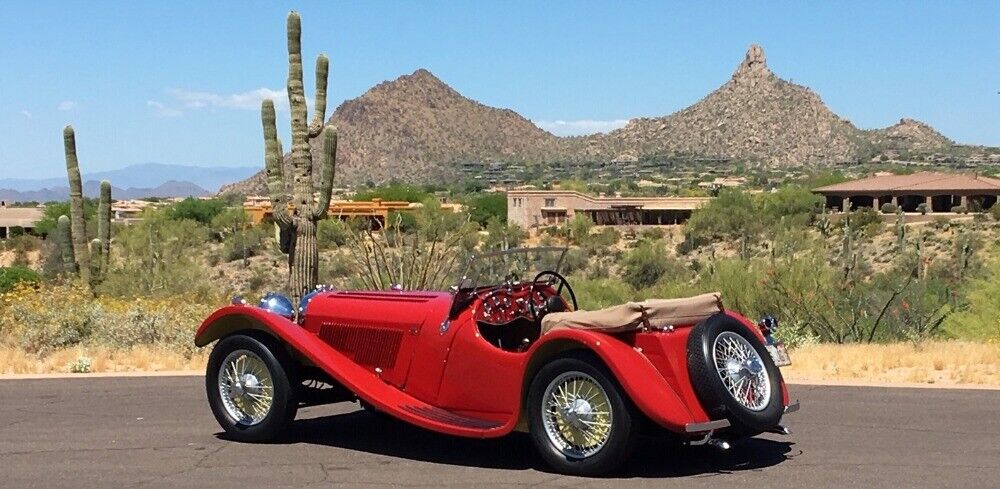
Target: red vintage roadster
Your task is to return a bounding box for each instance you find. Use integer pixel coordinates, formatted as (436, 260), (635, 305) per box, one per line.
(195, 247), (797, 476)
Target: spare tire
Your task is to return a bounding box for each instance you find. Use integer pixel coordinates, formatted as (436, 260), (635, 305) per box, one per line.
(686, 313), (783, 436)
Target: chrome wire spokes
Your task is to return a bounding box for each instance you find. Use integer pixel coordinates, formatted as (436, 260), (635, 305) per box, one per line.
(218, 350), (274, 425)
(541, 372), (613, 458)
(712, 331), (771, 411)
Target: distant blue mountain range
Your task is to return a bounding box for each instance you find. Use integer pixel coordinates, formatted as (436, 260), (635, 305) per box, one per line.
(0, 163), (259, 194)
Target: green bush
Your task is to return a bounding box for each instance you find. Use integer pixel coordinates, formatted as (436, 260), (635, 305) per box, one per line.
(317, 219), (351, 248)
(482, 217), (525, 251)
(222, 226), (269, 262)
(685, 189), (761, 245)
(168, 198), (227, 224)
(880, 203), (897, 214)
(950, 205), (967, 214)
(0, 266), (41, 293)
(34, 200), (97, 236)
(917, 203), (929, 215)
(354, 184), (430, 203)
(565, 214), (594, 245)
(621, 240), (688, 289)
(991, 204), (1000, 221)
(464, 193), (507, 227)
(758, 185), (823, 225)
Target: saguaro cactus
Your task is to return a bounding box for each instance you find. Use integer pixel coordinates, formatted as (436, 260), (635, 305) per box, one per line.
(56, 215), (76, 274)
(262, 11), (338, 305)
(64, 126), (91, 285)
(61, 126), (113, 287)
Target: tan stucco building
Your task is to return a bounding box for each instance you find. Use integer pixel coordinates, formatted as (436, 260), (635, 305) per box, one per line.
(507, 190), (710, 228)
(0, 201), (44, 239)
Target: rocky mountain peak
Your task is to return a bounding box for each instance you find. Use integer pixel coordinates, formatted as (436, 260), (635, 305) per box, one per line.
(732, 43), (771, 81)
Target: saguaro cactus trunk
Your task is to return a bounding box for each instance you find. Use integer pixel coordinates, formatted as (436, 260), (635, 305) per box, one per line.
(262, 11), (338, 305)
(60, 127), (113, 287)
(64, 126), (91, 285)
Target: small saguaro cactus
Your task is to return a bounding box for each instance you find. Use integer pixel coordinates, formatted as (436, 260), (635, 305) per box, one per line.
(895, 209), (906, 251)
(61, 126), (113, 287)
(56, 215), (76, 274)
(261, 11), (338, 305)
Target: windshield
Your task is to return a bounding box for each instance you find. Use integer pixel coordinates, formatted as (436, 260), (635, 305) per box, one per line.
(459, 247), (568, 289)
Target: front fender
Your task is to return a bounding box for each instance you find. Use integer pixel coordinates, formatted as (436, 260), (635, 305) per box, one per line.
(528, 328), (704, 433)
(194, 305), (294, 347)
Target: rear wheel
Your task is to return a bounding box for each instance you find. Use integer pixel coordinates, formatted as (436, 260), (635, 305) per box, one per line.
(687, 314), (783, 436)
(206, 334), (298, 442)
(527, 352), (639, 476)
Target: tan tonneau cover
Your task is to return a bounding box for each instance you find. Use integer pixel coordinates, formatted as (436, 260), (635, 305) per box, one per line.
(541, 292), (723, 334)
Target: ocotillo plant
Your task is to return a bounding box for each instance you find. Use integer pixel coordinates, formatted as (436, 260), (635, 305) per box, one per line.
(262, 11), (338, 305)
(61, 126), (113, 287)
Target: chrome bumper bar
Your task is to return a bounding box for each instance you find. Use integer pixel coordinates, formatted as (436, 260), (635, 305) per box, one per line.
(684, 419), (731, 433)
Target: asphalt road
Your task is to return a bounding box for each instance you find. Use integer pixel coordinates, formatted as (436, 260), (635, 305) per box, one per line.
(1, 377), (997, 488)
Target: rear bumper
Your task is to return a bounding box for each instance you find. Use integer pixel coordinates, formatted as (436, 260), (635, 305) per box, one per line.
(684, 400), (800, 434)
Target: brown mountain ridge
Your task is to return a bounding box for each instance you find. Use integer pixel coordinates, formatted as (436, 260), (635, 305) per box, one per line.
(223, 45), (965, 194)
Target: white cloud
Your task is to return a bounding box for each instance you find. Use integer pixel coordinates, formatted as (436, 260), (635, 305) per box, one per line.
(19, 110), (32, 119)
(147, 100), (182, 118)
(58, 101), (77, 111)
(533, 119), (630, 137)
(167, 87), (289, 111)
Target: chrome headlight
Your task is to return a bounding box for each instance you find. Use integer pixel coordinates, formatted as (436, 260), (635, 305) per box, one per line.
(258, 292), (295, 320)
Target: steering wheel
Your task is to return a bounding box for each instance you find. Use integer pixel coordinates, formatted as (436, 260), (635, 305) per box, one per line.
(528, 270), (578, 321)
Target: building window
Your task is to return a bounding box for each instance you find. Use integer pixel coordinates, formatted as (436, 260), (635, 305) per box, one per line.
(544, 198), (556, 207)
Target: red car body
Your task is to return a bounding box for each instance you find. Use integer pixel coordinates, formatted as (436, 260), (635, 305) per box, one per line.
(195, 288), (793, 439)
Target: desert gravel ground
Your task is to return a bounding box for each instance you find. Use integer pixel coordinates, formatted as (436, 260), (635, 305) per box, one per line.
(0, 376), (997, 488)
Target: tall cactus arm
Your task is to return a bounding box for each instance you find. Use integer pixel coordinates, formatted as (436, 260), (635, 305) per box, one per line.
(97, 180), (112, 274)
(286, 11), (314, 214)
(88, 239), (102, 285)
(63, 125), (91, 285)
(313, 126), (338, 220)
(56, 215), (76, 275)
(308, 54), (330, 138)
(262, 100), (291, 226)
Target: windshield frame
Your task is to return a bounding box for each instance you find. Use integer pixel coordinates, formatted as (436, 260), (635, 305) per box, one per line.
(458, 246), (569, 290)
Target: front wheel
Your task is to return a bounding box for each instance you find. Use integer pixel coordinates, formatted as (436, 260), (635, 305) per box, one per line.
(206, 334), (298, 442)
(527, 352), (639, 476)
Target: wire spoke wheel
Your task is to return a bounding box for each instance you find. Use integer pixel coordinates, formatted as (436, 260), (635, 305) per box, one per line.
(712, 331), (771, 411)
(218, 349), (275, 425)
(541, 371), (613, 459)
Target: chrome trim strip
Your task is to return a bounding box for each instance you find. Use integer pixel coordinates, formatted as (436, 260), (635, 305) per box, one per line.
(685, 419), (731, 433)
(784, 400), (800, 414)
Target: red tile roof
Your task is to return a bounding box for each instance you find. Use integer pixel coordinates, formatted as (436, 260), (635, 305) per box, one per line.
(813, 171), (1000, 194)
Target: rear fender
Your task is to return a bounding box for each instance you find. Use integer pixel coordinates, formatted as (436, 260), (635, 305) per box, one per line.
(524, 328), (700, 433)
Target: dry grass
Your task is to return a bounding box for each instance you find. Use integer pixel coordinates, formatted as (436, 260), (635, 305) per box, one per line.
(785, 340), (1000, 386)
(0, 346), (208, 374)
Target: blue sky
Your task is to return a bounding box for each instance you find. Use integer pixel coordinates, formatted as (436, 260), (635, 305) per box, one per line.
(1, 1), (997, 179)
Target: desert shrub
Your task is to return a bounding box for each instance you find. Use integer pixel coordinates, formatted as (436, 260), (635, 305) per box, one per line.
(917, 203), (929, 215)
(222, 226), (269, 262)
(98, 210), (213, 298)
(991, 205), (1000, 221)
(569, 276), (633, 310)
(0, 282), (215, 355)
(943, 246), (1000, 341)
(353, 184), (430, 203)
(559, 248), (589, 275)
(482, 217), (525, 252)
(845, 207), (884, 238)
(639, 227), (665, 241)
(0, 266), (40, 293)
(464, 192), (507, 227)
(950, 205), (967, 214)
(33, 200), (97, 236)
(209, 207), (251, 238)
(317, 219), (351, 248)
(621, 240), (688, 289)
(758, 185), (823, 226)
(168, 197), (227, 224)
(685, 189), (762, 245)
(564, 214), (594, 245)
(880, 203), (898, 214)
